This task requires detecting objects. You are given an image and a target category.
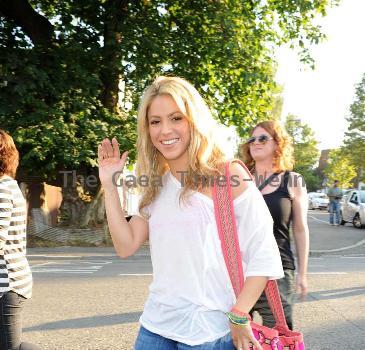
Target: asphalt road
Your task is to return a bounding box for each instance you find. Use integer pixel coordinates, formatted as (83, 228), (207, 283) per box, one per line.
(22, 210), (365, 349)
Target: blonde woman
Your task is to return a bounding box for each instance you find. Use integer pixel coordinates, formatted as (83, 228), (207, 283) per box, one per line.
(98, 77), (284, 350)
(241, 120), (309, 330)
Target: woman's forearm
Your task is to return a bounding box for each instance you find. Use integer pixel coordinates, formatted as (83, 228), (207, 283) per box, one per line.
(293, 228), (309, 276)
(233, 276), (268, 312)
(104, 186), (134, 258)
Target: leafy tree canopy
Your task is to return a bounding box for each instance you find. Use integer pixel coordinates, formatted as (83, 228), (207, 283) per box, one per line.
(324, 149), (357, 189)
(343, 73), (365, 182)
(284, 114), (321, 191)
(0, 0), (337, 181)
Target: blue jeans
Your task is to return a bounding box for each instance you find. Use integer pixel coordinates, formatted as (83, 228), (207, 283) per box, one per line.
(134, 326), (234, 350)
(329, 200), (341, 224)
(0, 291), (41, 350)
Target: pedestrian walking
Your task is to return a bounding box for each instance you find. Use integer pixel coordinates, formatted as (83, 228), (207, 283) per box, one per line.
(241, 120), (309, 330)
(327, 180), (343, 226)
(98, 76), (284, 350)
(0, 129), (41, 350)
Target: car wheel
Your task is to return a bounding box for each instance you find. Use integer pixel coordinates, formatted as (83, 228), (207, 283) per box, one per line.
(353, 213), (363, 229)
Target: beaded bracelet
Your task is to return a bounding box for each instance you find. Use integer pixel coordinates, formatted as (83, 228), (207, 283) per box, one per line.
(231, 307), (252, 321)
(226, 311), (250, 327)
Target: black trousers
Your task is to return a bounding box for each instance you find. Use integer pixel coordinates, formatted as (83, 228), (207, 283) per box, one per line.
(250, 269), (295, 330)
(0, 291), (40, 350)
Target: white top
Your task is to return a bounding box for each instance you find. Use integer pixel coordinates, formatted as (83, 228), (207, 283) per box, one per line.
(133, 172), (284, 345)
(0, 176), (32, 299)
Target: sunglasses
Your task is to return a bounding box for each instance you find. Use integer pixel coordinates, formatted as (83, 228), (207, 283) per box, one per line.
(246, 134), (273, 145)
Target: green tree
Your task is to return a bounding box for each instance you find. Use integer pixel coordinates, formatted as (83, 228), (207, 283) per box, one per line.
(284, 114), (321, 191)
(324, 149), (357, 189)
(0, 0), (337, 226)
(343, 73), (365, 182)
(269, 85), (284, 121)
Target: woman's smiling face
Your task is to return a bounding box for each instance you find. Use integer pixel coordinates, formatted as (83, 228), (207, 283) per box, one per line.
(148, 94), (191, 163)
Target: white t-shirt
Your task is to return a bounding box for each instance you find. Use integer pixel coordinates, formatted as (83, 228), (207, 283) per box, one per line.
(133, 171), (284, 345)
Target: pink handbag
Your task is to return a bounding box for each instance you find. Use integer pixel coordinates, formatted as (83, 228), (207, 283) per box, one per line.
(212, 160), (305, 350)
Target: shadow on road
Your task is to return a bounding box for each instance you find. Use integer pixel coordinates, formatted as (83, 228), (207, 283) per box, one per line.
(23, 311), (142, 332)
(300, 287), (365, 303)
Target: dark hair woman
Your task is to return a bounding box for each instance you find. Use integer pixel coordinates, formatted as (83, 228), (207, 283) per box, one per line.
(0, 129), (40, 349)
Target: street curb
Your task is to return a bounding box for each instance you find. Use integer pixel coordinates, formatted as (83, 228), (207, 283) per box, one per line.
(310, 237), (365, 255)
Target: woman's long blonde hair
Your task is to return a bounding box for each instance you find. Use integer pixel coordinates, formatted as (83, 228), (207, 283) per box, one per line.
(241, 120), (294, 172)
(136, 76), (226, 215)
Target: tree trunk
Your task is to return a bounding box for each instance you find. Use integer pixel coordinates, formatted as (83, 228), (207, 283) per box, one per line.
(0, 0), (54, 45)
(59, 184), (88, 226)
(59, 178), (107, 228)
(100, 0), (129, 114)
(79, 186), (105, 228)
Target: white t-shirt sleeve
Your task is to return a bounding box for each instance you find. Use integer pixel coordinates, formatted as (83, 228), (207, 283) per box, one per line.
(234, 183), (284, 280)
(129, 193), (150, 220)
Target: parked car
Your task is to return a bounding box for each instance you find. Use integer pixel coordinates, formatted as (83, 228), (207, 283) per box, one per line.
(340, 190), (365, 228)
(308, 192), (329, 210)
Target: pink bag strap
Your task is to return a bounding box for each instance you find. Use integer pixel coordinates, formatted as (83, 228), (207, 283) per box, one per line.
(212, 159), (288, 329)
(212, 161), (245, 297)
(265, 280), (287, 328)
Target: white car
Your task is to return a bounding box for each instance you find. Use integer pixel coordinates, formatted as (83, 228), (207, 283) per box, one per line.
(340, 190), (365, 228)
(308, 192), (329, 210)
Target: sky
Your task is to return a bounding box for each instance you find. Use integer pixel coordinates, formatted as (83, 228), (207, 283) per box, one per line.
(275, 0), (365, 151)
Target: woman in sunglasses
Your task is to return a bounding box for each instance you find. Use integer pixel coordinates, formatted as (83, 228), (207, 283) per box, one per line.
(241, 120), (309, 330)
